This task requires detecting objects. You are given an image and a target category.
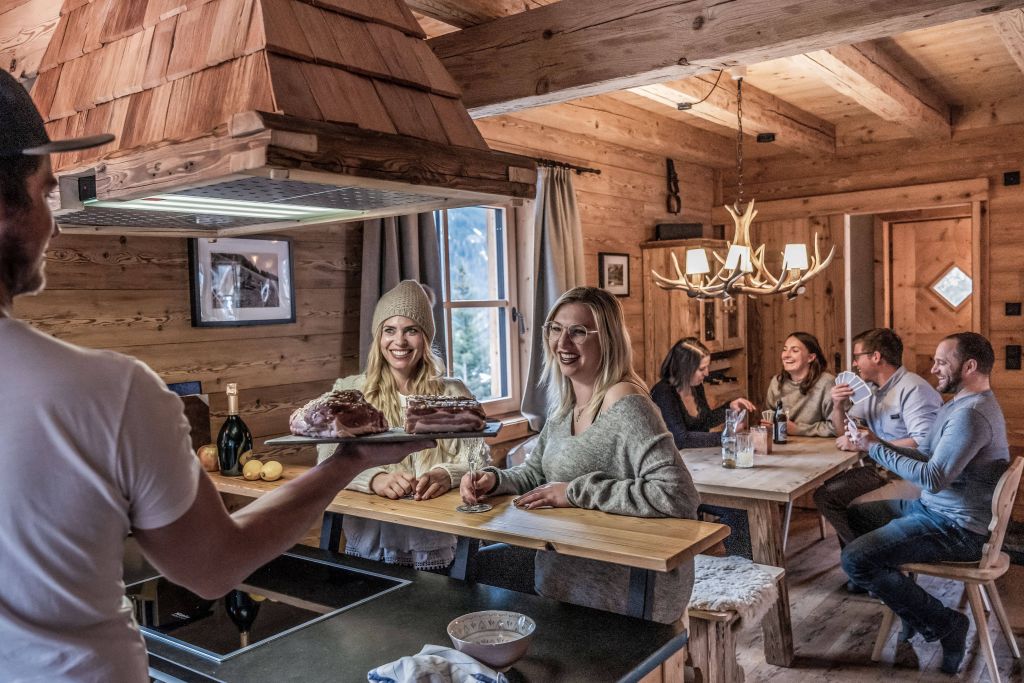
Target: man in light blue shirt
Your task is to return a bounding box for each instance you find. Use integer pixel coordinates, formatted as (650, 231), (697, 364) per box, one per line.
(842, 332), (1009, 674)
(816, 329), (942, 561)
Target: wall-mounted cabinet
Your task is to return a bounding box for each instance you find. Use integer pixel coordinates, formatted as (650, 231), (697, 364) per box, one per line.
(641, 239), (748, 406)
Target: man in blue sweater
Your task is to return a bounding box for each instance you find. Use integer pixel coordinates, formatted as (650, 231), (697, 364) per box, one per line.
(842, 332), (1009, 674)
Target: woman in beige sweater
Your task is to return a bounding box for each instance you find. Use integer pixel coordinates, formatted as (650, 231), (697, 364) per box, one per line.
(765, 331), (836, 437)
(317, 280), (487, 570)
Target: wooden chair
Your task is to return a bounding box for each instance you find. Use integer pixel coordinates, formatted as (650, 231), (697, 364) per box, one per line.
(871, 457), (1023, 682)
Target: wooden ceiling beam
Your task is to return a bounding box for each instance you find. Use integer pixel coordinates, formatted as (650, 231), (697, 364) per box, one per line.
(791, 42), (951, 139)
(991, 9), (1024, 75)
(428, 0), (1021, 118)
(405, 0), (545, 28)
(626, 74), (835, 157)
(507, 95), (736, 169)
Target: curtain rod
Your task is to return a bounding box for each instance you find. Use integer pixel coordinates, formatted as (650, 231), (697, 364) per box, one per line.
(534, 157), (601, 175)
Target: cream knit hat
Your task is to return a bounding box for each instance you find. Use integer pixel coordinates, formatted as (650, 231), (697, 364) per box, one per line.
(372, 280), (435, 341)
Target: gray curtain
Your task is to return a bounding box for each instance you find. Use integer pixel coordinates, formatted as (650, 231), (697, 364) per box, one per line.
(520, 166), (586, 431)
(359, 213), (446, 367)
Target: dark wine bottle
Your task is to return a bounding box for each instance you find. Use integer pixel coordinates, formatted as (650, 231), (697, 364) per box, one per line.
(773, 399), (788, 445)
(218, 383), (253, 477)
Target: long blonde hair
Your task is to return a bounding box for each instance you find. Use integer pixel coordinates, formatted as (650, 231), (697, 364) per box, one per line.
(362, 318), (448, 427)
(542, 286), (645, 423)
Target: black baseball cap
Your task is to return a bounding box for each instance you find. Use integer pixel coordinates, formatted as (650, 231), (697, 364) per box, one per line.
(0, 70), (114, 158)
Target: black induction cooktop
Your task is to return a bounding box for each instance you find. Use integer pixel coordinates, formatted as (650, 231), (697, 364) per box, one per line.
(125, 552), (409, 662)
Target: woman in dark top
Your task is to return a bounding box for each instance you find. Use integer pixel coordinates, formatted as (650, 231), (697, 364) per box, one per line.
(651, 337), (757, 558)
(651, 337), (756, 449)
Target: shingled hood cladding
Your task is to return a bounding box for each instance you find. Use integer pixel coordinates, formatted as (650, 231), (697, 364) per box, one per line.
(34, 0), (536, 236)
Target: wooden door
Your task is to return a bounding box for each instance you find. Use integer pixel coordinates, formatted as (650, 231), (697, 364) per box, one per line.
(889, 216), (974, 386)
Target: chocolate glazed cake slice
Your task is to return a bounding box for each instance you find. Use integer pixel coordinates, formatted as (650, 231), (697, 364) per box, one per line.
(404, 395), (486, 434)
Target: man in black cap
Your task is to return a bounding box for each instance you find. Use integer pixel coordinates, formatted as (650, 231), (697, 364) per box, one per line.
(0, 71), (429, 681)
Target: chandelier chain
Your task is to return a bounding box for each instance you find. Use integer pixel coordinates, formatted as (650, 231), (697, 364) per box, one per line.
(735, 77), (744, 208)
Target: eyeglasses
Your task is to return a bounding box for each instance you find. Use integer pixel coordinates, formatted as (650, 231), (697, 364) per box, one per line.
(543, 322), (598, 344)
(851, 352), (875, 359)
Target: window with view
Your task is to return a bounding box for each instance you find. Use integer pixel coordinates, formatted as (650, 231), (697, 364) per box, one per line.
(434, 206), (520, 414)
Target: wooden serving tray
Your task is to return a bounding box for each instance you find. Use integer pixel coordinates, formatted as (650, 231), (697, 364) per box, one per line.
(265, 420), (502, 445)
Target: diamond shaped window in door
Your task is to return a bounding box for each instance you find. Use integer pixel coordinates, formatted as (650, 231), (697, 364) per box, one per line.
(930, 265), (973, 310)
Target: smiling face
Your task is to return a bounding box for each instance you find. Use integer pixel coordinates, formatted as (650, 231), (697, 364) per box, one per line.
(379, 315), (425, 381)
(851, 342), (880, 384)
(931, 339), (964, 394)
(0, 158), (59, 306)
(781, 335), (816, 381)
(690, 354), (711, 387)
(548, 302), (601, 386)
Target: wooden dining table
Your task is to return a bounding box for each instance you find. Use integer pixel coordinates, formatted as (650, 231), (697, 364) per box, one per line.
(210, 465), (729, 622)
(680, 436), (862, 667)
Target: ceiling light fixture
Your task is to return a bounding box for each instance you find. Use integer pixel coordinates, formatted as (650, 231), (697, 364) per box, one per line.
(652, 73), (834, 300)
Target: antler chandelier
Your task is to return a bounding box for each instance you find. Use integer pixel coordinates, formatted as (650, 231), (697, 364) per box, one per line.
(652, 74), (834, 300)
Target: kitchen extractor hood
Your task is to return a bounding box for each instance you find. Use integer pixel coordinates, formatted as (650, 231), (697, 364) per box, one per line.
(33, 0), (536, 237)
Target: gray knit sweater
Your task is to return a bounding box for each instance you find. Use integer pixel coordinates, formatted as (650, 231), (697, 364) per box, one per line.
(765, 372), (836, 437)
(487, 394), (700, 624)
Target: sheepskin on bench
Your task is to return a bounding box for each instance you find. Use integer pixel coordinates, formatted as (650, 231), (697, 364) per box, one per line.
(690, 555), (779, 626)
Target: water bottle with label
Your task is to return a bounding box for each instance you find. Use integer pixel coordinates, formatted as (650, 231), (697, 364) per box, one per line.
(721, 409), (739, 468)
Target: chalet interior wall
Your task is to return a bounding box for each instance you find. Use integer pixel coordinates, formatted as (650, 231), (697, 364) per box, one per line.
(476, 112), (716, 373)
(12, 224), (363, 462)
(726, 124), (1024, 515)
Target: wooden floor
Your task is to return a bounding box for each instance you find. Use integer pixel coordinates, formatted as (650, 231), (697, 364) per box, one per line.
(735, 508), (1024, 682)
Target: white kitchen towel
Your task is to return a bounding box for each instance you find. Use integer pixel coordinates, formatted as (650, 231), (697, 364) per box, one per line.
(368, 644), (508, 683)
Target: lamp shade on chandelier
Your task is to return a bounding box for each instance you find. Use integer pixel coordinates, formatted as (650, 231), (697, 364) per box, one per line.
(652, 75), (835, 300)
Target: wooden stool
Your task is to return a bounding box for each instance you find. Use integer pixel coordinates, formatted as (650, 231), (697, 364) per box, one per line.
(687, 562), (785, 683)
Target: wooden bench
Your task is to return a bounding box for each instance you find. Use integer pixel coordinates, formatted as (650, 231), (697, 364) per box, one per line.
(687, 562), (786, 683)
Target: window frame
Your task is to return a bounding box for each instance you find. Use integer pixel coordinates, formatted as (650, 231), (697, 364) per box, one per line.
(435, 205), (522, 416)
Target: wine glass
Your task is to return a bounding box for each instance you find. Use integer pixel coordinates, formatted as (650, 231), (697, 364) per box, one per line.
(456, 450), (492, 514)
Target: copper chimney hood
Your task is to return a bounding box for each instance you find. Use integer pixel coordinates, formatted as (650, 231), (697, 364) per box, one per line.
(33, 0), (536, 237)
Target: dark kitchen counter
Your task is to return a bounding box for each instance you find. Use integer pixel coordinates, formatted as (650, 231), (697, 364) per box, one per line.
(128, 543), (686, 683)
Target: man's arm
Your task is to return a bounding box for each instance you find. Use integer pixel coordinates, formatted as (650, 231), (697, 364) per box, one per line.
(868, 409), (990, 493)
(133, 441), (431, 599)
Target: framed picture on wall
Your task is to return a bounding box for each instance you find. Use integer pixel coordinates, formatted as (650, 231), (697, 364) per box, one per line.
(188, 237), (296, 327)
(598, 252), (630, 297)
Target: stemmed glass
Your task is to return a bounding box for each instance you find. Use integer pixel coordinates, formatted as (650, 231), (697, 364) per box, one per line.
(456, 450), (492, 513)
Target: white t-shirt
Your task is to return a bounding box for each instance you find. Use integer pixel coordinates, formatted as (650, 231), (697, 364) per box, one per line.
(0, 318), (201, 682)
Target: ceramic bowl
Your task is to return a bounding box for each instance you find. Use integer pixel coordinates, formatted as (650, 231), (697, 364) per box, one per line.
(446, 610), (536, 670)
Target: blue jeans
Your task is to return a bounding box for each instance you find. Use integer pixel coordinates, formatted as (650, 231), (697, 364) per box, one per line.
(841, 499), (987, 642)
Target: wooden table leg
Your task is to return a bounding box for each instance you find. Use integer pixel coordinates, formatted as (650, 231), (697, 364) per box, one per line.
(450, 537), (480, 581)
(320, 511), (343, 552)
(746, 499), (794, 666)
(627, 567), (656, 620)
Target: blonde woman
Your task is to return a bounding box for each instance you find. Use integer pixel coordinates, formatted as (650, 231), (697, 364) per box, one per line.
(460, 286), (700, 624)
(317, 280), (488, 570)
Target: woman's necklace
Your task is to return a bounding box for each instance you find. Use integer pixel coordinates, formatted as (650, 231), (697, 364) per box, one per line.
(574, 405), (586, 423)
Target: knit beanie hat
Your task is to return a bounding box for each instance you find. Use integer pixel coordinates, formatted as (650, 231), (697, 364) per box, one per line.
(372, 280), (435, 341)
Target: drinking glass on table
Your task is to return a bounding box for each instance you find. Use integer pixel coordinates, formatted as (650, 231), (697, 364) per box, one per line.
(736, 432), (755, 468)
(456, 450), (492, 513)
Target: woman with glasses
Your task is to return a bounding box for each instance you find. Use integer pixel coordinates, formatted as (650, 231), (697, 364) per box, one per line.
(767, 331), (836, 437)
(460, 286), (700, 624)
(316, 280), (488, 571)
(651, 337), (757, 558)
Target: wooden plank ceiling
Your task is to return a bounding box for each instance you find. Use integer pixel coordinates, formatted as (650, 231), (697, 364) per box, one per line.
(406, 0), (1024, 161)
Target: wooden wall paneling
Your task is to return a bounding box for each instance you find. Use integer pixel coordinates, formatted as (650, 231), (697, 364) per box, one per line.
(19, 224), (363, 462)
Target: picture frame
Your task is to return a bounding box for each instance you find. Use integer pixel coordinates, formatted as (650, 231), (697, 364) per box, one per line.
(598, 252), (630, 297)
(188, 237), (296, 327)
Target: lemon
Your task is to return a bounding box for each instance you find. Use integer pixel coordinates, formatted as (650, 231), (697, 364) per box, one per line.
(259, 460), (284, 482)
(242, 460), (263, 480)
